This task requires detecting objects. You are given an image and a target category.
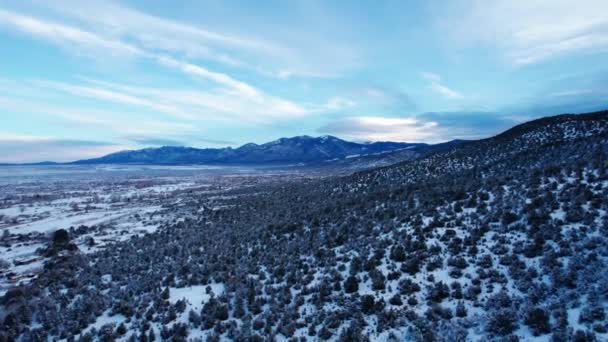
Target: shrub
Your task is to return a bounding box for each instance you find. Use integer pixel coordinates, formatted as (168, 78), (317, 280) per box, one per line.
(344, 276), (359, 294)
(524, 307), (550, 336)
(361, 295), (375, 314)
(487, 310), (517, 336)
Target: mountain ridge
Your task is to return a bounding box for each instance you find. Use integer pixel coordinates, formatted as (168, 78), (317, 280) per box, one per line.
(71, 135), (458, 166)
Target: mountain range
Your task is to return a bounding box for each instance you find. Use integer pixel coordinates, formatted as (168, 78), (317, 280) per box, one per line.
(71, 135), (462, 166)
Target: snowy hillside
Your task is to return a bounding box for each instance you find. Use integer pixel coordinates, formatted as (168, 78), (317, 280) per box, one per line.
(1, 111), (607, 341)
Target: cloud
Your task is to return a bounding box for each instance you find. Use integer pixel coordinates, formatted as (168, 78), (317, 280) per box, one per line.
(33, 80), (191, 119)
(505, 70), (608, 116)
(361, 86), (417, 111)
(0, 9), (254, 94)
(420, 71), (464, 99)
(72, 78), (311, 122)
(0, 9), (141, 57)
(320, 97), (357, 112)
(318, 111), (531, 143)
(155, 55), (259, 98)
(34, 0), (357, 79)
(318, 116), (440, 142)
(429, 82), (464, 99)
(415, 111), (517, 139)
(550, 89), (594, 97)
(0, 8), (321, 121)
(38, 0), (283, 64)
(0, 95), (197, 136)
(419, 71), (441, 83)
(442, 0), (608, 65)
(0, 134), (127, 163)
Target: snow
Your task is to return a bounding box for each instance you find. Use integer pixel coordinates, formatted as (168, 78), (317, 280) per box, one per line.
(168, 283), (225, 311)
(80, 310), (127, 335)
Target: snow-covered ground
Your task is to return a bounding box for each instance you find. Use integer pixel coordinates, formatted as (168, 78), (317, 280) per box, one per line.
(0, 164), (322, 296)
(169, 283), (225, 311)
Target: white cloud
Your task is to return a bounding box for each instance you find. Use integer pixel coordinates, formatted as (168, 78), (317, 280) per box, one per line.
(39, 0), (281, 59)
(77, 79), (311, 122)
(429, 82), (464, 99)
(443, 0), (608, 65)
(35, 0), (354, 79)
(154, 56), (259, 98)
(322, 97), (357, 111)
(319, 116), (442, 142)
(33, 80), (191, 119)
(0, 9), (141, 56)
(420, 71), (441, 83)
(0, 8), (328, 122)
(0, 9), (259, 96)
(0, 96), (196, 136)
(420, 71), (464, 99)
(550, 89), (594, 97)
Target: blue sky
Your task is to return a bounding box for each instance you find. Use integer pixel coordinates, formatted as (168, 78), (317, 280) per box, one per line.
(0, 0), (607, 162)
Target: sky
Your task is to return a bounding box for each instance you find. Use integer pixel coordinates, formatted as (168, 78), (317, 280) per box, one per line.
(0, 0), (607, 163)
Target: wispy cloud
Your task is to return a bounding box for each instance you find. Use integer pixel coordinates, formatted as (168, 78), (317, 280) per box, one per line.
(419, 71), (441, 83)
(155, 55), (259, 98)
(0, 9), (250, 92)
(550, 89), (594, 97)
(360, 85), (417, 111)
(0, 95), (196, 136)
(429, 82), (464, 100)
(0, 9), (141, 56)
(76, 78), (311, 122)
(0, 7), (324, 121)
(33, 0), (356, 79)
(442, 0), (608, 65)
(421, 71), (464, 99)
(38, 0), (284, 65)
(33, 80), (190, 119)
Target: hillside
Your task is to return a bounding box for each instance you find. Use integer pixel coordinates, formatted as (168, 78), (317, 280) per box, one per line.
(1, 111), (608, 341)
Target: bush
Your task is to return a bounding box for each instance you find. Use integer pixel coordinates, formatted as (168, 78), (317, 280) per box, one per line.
(525, 307), (550, 336)
(456, 302), (467, 317)
(361, 295), (375, 314)
(502, 211), (518, 226)
(487, 310), (517, 336)
(426, 282), (450, 303)
(52, 229), (70, 244)
(572, 330), (596, 342)
(344, 276), (359, 294)
(389, 294), (402, 306)
(390, 245), (406, 262)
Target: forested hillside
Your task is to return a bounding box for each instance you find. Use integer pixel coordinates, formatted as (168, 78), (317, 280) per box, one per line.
(2, 111), (608, 341)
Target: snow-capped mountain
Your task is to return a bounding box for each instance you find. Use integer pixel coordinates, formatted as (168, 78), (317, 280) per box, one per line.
(72, 136), (435, 165)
